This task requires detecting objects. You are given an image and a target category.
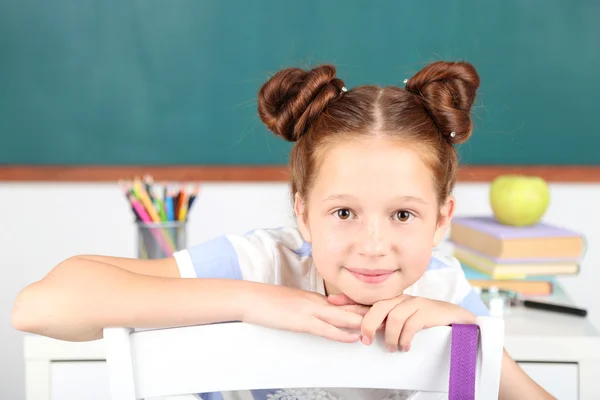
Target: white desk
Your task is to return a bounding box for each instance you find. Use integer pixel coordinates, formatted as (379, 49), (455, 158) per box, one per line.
(499, 288), (600, 399)
(23, 287), (600, 400)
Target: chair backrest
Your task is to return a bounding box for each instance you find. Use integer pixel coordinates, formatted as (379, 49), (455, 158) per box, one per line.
(103, 316), (504, 400)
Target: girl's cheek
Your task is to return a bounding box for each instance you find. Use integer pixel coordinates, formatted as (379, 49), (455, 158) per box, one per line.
(319, 228), (351, 251)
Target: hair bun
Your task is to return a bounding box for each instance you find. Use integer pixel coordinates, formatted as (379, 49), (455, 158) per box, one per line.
(405, 61), (480, 144)
(258, 65), (346, 142)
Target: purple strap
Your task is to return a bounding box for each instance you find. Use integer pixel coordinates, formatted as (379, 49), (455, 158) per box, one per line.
(449, 324), (479, 400)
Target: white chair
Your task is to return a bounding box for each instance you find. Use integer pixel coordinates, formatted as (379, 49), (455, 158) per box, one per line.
(103, 316), (504, 400)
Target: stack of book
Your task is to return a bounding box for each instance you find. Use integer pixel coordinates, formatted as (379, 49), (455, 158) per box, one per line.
(449, 216), (586, 296)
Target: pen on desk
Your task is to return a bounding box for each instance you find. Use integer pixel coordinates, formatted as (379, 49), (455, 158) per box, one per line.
(522, 300), (588, 317)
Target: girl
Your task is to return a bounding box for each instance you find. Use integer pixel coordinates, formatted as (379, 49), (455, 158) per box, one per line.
(12, 61), (553, 399)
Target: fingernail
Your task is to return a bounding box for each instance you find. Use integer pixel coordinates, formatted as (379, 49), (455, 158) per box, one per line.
(361, 335), (371, 346)
(387, 346), (396, 353)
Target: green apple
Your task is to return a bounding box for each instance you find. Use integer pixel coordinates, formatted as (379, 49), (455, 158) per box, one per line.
(489, 175), (550, 226)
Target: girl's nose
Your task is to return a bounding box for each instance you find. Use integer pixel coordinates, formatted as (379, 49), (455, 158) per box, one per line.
(358, 218), (391, 257)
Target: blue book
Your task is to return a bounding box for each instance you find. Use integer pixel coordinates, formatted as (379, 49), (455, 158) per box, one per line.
(460, 263), (556, 295)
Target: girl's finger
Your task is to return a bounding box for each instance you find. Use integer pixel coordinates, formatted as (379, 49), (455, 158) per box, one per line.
(361, 296), (410, 343)
(308, 316), (361, 343)
(340, 304), (371, 316)
(361, 300), (395, 344)
(398, 311), (426, 351)
(314, 305), (364, 330)
(327, 293), (357, 306)
(384, 304), (417, 352)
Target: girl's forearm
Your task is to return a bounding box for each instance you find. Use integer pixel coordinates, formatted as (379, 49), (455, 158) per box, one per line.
(12, 257), (251, 342)
(499, 350), (556, 400)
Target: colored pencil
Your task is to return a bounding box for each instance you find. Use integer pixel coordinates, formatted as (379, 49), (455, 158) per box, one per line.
(155, 198), (167, 222)
(120, 176), (201, 257)
(123, 178), (199, 221)
(143, 174), (155, 202)
(165, 188), (175, 221)
(177, 185), (189, 222)
(127, 193), (174, 256)
(118, 180), (140, 221)
(174, 189), (182, 220)
(188, 184), (200, 211)
(133, 179), (162, 223)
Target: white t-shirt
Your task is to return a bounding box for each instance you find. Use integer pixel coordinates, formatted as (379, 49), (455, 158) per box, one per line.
(172, 227), (489, 400)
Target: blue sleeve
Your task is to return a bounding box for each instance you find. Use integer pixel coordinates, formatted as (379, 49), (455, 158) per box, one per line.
(186, 235), (243, 280)
(458, 288), (490, 317)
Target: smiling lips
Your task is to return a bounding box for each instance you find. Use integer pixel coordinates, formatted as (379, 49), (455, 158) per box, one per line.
(346, 268), (396, 284)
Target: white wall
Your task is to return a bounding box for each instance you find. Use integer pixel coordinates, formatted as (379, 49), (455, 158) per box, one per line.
(1, 181), (599, 399)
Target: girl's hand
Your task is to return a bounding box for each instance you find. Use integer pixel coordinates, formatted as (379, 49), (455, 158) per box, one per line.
(328, 293), (476, 352)
(241, 283), (370, 343)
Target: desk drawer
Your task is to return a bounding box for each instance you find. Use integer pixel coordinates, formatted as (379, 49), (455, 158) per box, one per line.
(518, 362), (578, 400)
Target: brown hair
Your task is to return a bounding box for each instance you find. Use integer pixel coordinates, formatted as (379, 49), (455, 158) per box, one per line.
(257, 61), (480, 206)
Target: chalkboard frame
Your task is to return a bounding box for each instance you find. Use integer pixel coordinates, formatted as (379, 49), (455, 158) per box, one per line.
(1, 165), (598, 182)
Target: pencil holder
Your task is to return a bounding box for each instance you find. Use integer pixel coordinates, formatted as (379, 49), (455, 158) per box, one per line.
(136, 221), (187, 259)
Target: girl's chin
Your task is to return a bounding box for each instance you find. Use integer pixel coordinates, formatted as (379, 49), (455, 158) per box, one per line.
(323, 276), (407, 305)
(339, 287), (406, 306)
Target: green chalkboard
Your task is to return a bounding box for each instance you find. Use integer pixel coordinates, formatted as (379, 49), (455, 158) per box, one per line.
(1, 0), (599, 165)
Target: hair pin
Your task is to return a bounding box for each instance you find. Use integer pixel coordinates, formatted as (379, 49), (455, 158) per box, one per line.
(403, 79), (409, 84)
(341, 86), (348, 92)
(450, 131), (456, 138)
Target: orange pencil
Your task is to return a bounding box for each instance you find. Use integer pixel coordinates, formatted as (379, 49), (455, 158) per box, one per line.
(177, 185), (189, 222)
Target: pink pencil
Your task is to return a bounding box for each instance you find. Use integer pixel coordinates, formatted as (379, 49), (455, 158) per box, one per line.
(129, 195), (175, 256)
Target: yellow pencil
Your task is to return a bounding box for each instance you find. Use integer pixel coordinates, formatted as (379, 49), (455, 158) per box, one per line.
(133, 178), (161, 223)
(131, 176), (142, 197)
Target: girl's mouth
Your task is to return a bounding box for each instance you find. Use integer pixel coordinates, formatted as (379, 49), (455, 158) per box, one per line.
(346, 267), (396, 284)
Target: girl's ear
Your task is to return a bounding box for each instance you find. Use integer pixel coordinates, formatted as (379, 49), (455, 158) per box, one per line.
(433, 195), (456, 247)
(294, 192), (312, 243)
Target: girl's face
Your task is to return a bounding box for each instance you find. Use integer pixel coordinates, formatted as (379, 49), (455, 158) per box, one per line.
(295, 136), (455, 305)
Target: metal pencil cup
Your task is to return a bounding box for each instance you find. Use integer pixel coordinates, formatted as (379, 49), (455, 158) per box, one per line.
(136, 221), (186, 259)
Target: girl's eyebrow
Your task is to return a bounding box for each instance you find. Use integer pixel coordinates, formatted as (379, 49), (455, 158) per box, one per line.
(322, 194), (428, 205)
(322, 194), (354, 202)
(396, 195), (428, 205)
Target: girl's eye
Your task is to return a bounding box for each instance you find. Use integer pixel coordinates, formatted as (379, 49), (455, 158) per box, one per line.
(335, 209), (355, 220)
(393, 210), (414, 222)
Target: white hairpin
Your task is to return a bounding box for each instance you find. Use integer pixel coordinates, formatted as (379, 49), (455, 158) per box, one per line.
(450, 132), (456, 138)
(403, 79), (409, 84)
(341, 86), (348, 92)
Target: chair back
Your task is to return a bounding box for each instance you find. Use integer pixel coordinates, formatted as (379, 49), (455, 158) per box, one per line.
(103, 316), (504, 400)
